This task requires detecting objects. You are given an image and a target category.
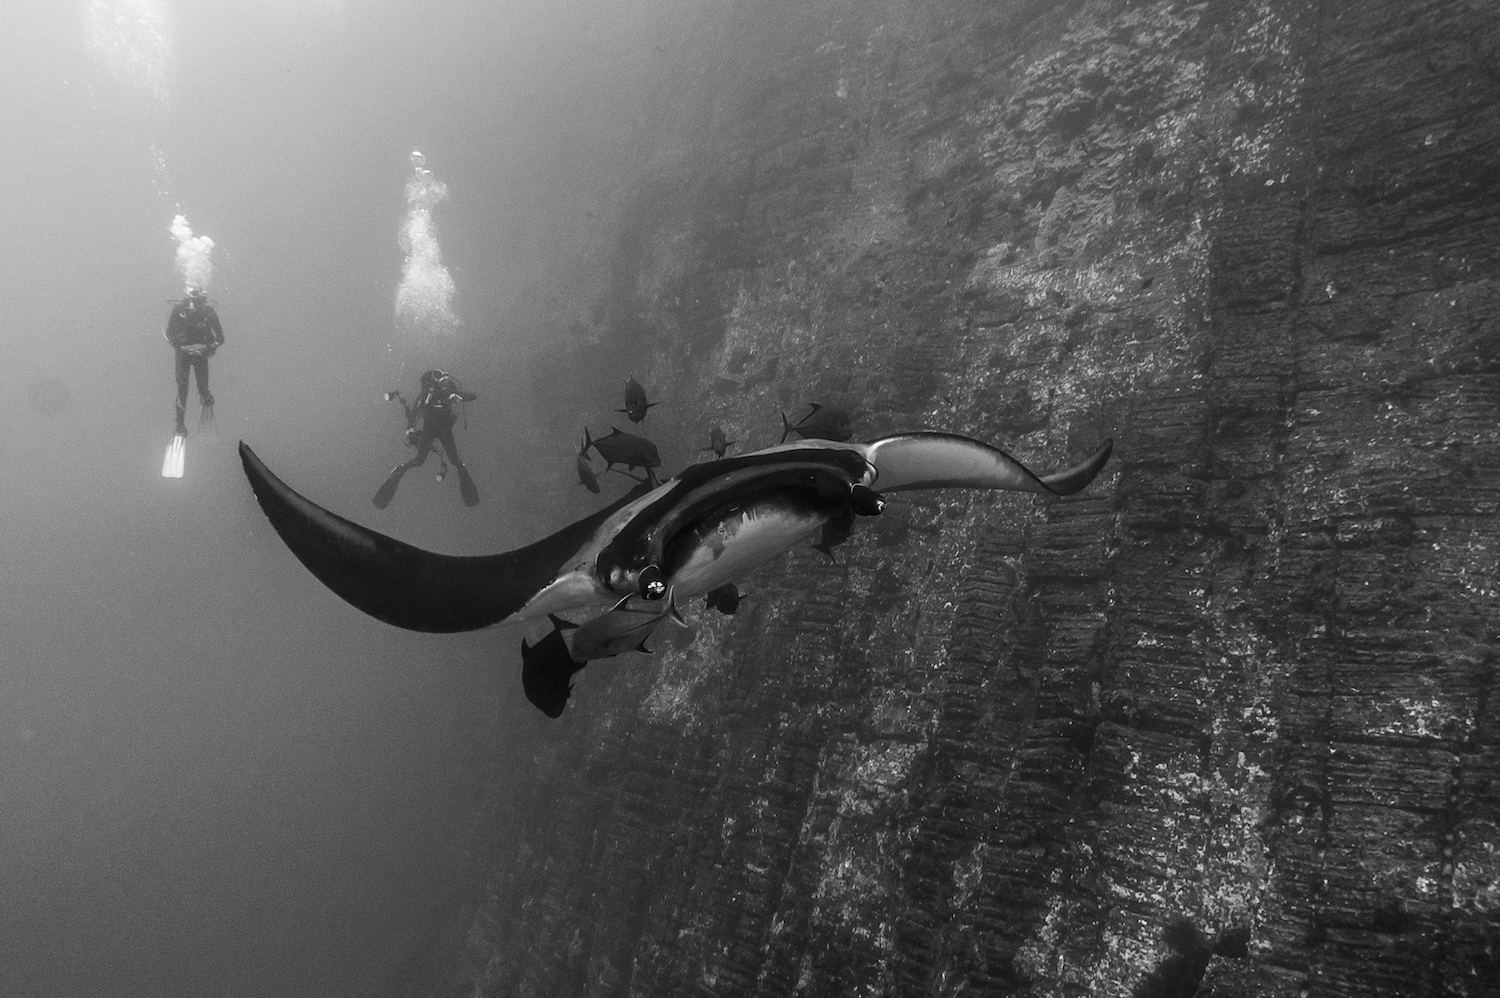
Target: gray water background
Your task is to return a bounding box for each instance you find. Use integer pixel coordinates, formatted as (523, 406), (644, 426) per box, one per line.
(0, 1), (690, 993)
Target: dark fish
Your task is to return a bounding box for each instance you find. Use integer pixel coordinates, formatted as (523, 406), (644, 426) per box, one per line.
(780, 402), (853, 443)
(585, 426), (661, 476)
(700, 424), (736, 459)
(812, 505), (854, 561)
(520, 614), (583, 718)
(570, 589), (686, 661)
(704, 583), (745, 615)
(239, 432), (1115, 633)
(617, 375), (658, 423)
(575, 435), (601, 493)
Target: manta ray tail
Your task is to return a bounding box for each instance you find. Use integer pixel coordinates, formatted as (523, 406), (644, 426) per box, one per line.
(866, 433), (1113, 496)
(239, 442), (629, 633)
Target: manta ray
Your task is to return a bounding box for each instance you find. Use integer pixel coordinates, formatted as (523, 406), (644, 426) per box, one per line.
(237, 432), (1113, 635)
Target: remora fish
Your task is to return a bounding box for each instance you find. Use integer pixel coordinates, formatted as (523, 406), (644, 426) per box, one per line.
(575, 435), (601, 494)
(238, 432), (1114, 633)
(812, 505), (854, 561)
(570, 589), (686, 661)
(617, 376), (658, 423)
(585, 426), (661, 477)
(521, 614), (583, 717)
(700, 424), (736, 459)
(704, 582), (745, 615)
(780, 402), (853, 443)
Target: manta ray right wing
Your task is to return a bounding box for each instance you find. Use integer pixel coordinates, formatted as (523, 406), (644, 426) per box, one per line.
(865, 433), (1113, 495)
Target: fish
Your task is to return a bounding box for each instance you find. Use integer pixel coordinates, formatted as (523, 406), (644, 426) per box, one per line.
(617, 375), (658, 423)
(700, 424), (736, 459)
(570, 588), (686, 661)
(584, 426), (661, 477)
(521, 614), (583, 718)
(238, 432), (1114, 634)
(780, 402), (853, 443)
(575, 435), (601, 493)
(812, 505), (854, 561)
(704, 582), (745, 615)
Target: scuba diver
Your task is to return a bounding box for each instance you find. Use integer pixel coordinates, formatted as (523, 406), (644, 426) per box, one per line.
(373, 369), (481, 508)
(165, 286), (224, 436)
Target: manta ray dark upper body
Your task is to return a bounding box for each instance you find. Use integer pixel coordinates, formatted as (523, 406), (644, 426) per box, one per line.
(239, 432), (1113, 635)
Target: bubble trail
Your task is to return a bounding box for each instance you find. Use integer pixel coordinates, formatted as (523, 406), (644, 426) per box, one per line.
(170, 214), (214, 292)
(395, 150), (459, 346)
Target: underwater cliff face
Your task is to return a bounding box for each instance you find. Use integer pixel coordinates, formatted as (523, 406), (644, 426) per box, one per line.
(450, 0), (1500, 995)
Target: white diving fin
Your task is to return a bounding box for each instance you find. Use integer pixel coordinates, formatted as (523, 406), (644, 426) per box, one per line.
(161, 434), (186, 479)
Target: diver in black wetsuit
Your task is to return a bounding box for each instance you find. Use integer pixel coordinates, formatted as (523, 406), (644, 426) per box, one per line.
(165, 287), (224, 435)
(373, 369), (480, 508)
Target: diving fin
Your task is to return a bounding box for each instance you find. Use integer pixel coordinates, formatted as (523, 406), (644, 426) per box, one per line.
(372, 466), (404, 509)
(161, 433), (186, 479)
(457, 465), (480, 507)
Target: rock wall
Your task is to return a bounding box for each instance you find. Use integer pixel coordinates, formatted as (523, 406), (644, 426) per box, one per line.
(443, 0), (1500, 995)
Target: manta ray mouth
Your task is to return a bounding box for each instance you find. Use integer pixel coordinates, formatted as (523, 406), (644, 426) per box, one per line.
(239, 443), (638, 632)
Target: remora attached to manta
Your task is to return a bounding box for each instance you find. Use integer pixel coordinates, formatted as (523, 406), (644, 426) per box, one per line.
(237, 432), (1113, 632)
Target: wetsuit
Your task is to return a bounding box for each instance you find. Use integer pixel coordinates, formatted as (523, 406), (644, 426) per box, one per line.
(373, 379), (480, 508)
(165, 297), (224, 433)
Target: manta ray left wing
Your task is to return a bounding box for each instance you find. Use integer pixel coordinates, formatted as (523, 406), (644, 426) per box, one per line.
(239, 443), (639, 633)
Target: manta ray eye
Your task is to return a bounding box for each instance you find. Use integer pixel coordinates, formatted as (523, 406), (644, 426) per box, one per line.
(850, 485), (885, 516)
(638, 565), (667, 600)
